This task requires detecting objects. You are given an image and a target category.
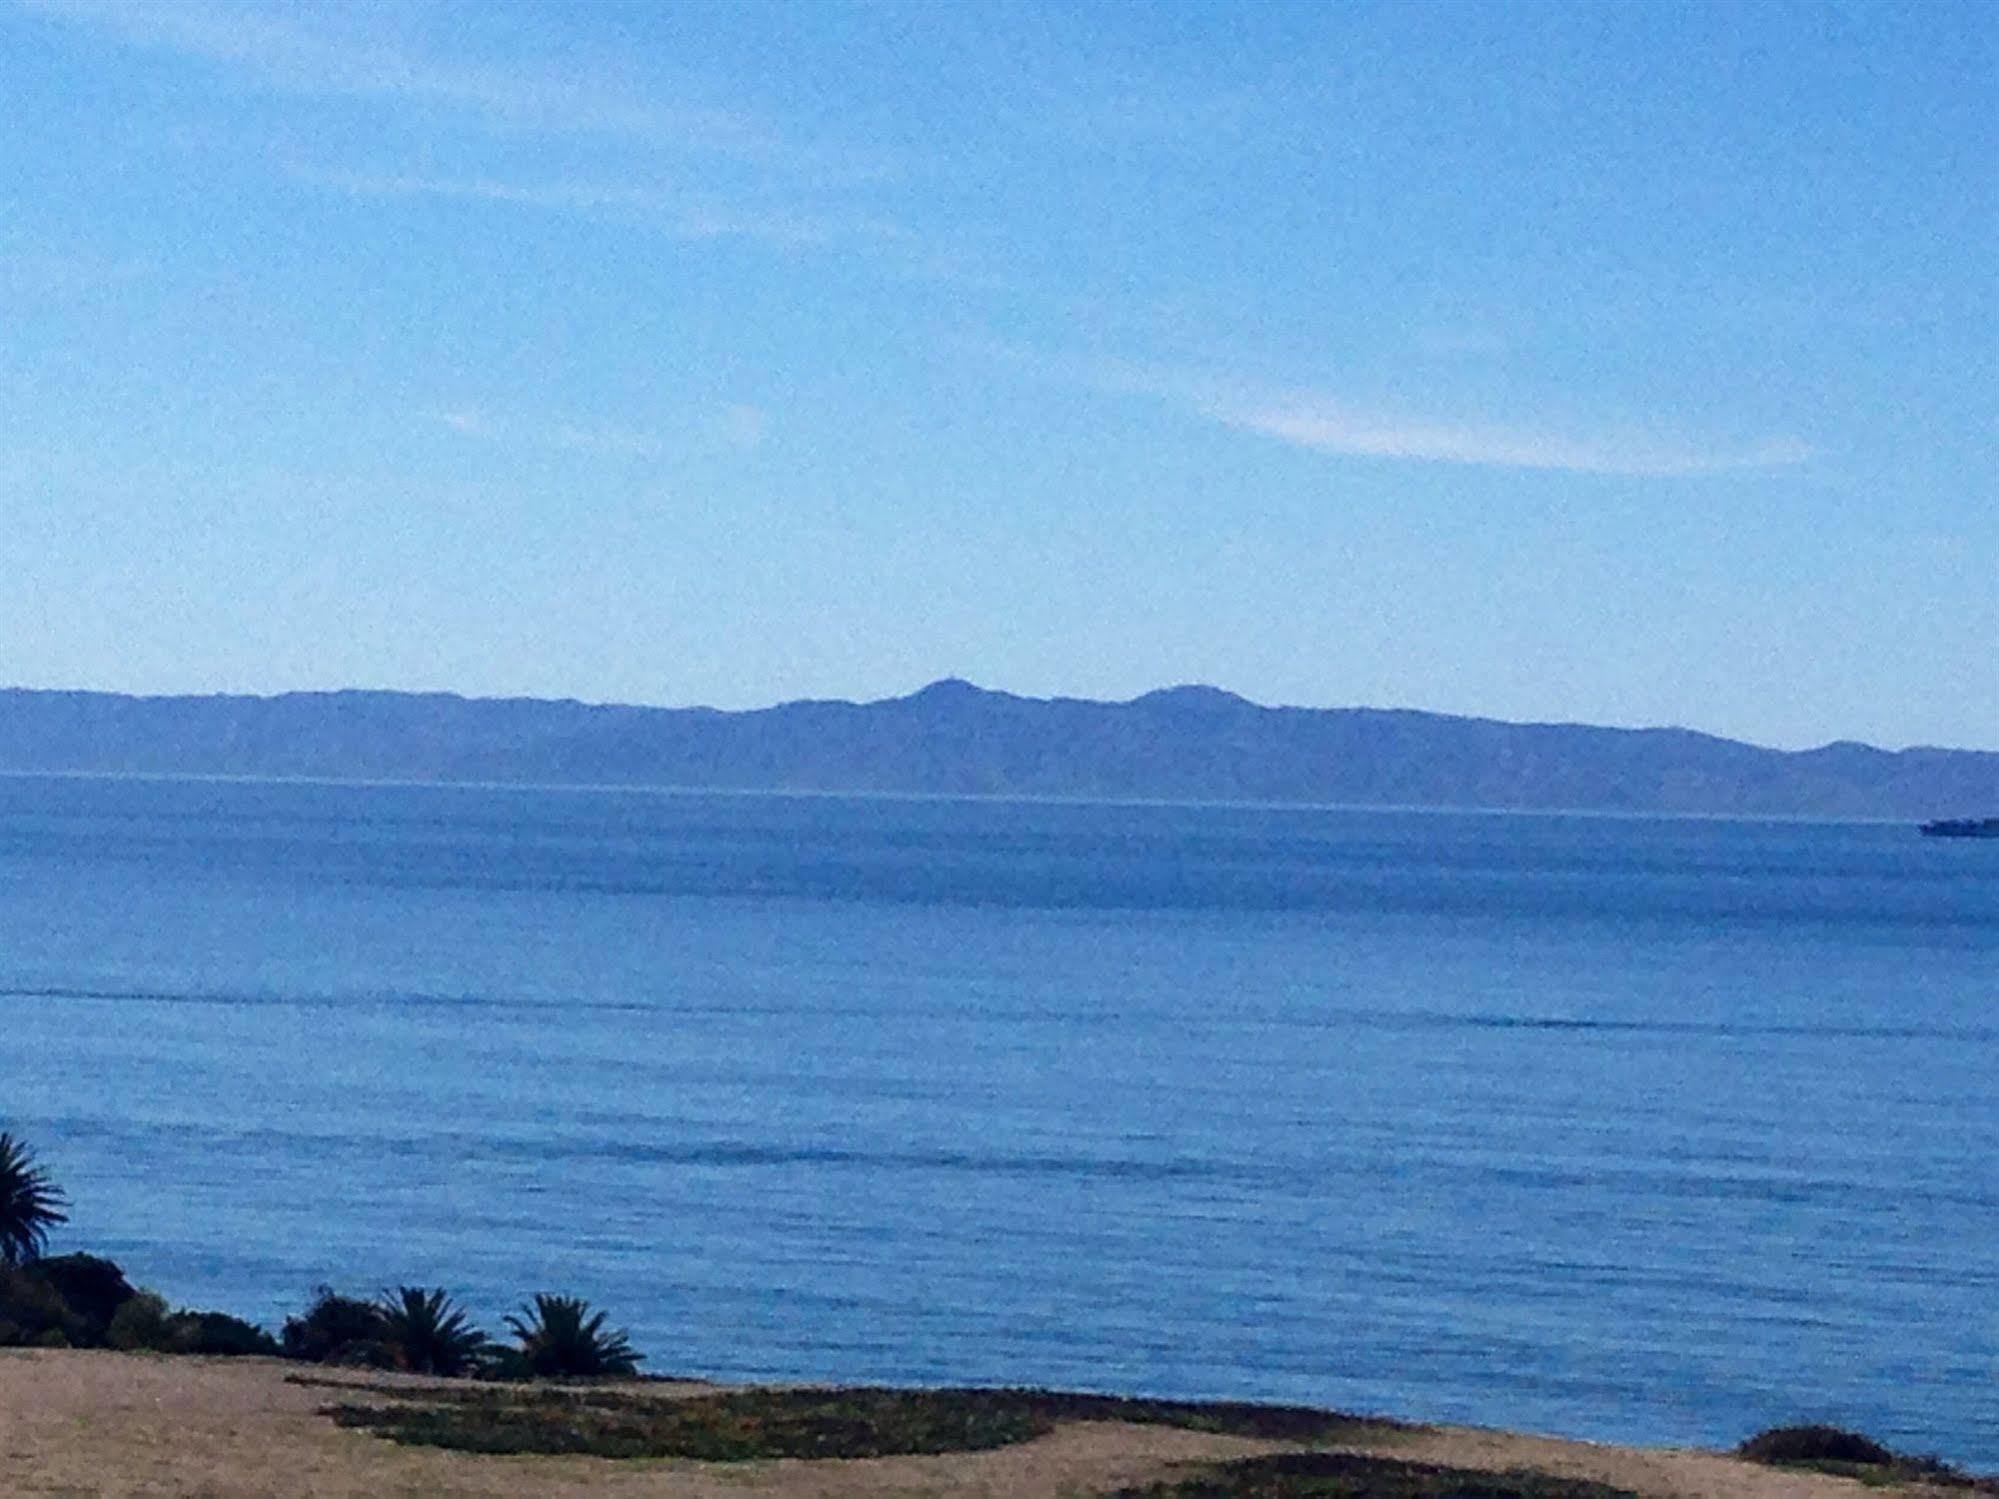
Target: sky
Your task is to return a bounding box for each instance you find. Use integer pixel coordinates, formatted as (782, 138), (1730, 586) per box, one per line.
(1, 0), (1992, 750)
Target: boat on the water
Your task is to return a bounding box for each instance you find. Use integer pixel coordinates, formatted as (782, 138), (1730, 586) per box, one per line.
(1919, 817), (1999, 838)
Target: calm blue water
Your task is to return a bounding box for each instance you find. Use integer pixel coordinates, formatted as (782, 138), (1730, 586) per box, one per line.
(1, 776), (1993, 1462)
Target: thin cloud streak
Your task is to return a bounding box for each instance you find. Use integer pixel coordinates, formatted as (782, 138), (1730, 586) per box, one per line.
(24, 0), (994, 279)
(1221, 400), (1814, 477)
(1051, 350), (1813, 478)
(19, 0), (789, 162)
(304, 168), (906, 250)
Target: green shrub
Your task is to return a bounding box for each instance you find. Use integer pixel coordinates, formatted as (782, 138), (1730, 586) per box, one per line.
(106, 1291), (174, 1351)
(281, 1286), (389, 1364)
(103, 1294), (277, 1358)
(328, 1338), (398, 1369)
(0, 1262), (78, 1345)
(30, 1253), (137, 1345)
(1738, 1425), (1896, 1466)
(1736, 1425), (1997, 1492)
(168, 1309), (278, 1357)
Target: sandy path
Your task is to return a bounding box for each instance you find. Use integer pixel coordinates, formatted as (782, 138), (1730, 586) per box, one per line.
(0, 1350), (1953, 1498)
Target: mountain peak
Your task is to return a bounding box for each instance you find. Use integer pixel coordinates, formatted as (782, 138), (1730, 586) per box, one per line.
(901, 677), (992, 703)
(1132, 684), (1254, 712)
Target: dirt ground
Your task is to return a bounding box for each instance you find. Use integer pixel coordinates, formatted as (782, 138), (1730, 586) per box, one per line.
(0, 1350), (1960, 1499)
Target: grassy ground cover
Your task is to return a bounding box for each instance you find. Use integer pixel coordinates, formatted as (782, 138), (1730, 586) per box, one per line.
(315, 1379), (1402, 1461)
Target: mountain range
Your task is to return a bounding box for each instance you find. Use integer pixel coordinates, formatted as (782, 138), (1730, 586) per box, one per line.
(1, 681), (1993, 819)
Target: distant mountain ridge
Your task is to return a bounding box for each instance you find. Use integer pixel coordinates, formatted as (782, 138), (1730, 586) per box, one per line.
(1, 681), (1993, 819)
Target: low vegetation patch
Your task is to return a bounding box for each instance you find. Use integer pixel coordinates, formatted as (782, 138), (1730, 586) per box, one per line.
(320, 1381), (1398, 1461)
(1739, 1424), (1898, 1467)
(1020, 1390), (1403, 1445)
(325, 1384), (1054, 1460)
(1738, 1425), (1997, 1492)
(1101, 1451), (1638, 1498)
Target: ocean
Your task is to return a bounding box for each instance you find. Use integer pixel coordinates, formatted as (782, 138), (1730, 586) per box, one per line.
(1, 775), (1992, 1463)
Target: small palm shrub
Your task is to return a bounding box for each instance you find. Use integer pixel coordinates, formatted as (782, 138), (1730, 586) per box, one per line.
(503, 1294), (641, 1378)
(0, 1132), (67, 1264)
(379, 1286), (488, 1376)
(281, 1285), (391, 1365)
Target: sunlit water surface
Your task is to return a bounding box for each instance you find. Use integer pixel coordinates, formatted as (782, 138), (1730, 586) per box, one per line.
(1, 777), (1992, 1462)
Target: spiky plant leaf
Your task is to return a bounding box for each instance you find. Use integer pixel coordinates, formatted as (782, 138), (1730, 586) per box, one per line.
(0, 1132), (67, 1265)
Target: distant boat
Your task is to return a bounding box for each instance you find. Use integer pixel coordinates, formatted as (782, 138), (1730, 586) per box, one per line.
(1919, 817), (1999, 838)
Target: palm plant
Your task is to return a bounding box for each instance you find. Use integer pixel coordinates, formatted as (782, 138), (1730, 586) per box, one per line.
(378, 1286), (488, 1376)
(504, 1293), (641, 1378)
(0, 1132), (67, 1264)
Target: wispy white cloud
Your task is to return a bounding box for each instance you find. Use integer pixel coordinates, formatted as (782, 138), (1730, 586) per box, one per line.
(302, 168), (905, 250)
(19, 0), (970, 276)
(1217, 398), (1813, 477)
(1006, 347), (1812, 477)
(18, 0), (785, 161)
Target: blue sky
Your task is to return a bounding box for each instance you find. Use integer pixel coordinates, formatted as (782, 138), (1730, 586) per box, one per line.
(2, 0), (1991, 749)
